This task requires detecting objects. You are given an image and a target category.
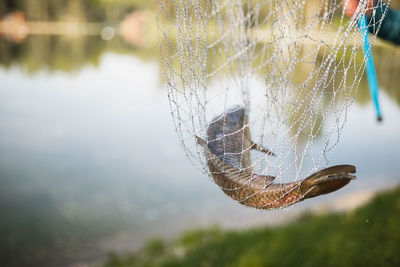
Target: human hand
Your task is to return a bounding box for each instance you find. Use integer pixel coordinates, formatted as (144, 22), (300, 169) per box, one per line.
(344, 0), (375, 17)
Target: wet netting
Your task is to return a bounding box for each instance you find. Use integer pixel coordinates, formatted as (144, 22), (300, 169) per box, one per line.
(158, 0), (390, 209)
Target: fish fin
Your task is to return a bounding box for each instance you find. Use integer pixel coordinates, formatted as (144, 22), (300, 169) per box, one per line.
(250, 142), (275, 156)
(302, 165), (356, 199)
(262, 175), (276, 187)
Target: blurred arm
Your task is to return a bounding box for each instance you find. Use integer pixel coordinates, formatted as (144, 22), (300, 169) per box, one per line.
(368, 3), (400, 45)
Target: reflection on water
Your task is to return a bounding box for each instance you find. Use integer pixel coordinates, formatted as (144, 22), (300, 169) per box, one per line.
(0, 34), (158, 73)
(0, 35), (399, 266)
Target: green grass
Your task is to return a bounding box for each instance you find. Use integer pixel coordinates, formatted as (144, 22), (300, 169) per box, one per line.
(105, 186), (400, 267)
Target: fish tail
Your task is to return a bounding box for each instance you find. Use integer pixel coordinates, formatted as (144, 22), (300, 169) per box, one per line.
(302, 165), (356, 199)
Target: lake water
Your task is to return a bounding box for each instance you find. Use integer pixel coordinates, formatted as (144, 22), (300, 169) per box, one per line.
(1, 43), (400, 266)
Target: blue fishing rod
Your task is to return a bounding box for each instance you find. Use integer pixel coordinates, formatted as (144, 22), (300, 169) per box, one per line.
(358, 13), (382, 121)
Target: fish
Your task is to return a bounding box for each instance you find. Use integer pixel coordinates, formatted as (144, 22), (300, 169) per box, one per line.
(196, 106), (356, 209)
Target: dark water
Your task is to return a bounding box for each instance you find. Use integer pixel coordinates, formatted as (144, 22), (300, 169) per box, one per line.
(0, 36), (399, 266)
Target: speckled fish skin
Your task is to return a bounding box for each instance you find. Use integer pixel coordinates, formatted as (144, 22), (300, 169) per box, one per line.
(196, 107), (356, 209)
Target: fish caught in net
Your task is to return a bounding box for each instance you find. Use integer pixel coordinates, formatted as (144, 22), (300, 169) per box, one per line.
(157, 0), (391, 209)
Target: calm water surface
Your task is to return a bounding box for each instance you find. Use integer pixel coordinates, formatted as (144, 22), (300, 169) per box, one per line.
(1, 49), (400, 265)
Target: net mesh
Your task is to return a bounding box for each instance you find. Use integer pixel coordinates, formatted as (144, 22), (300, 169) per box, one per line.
(158, 0), (390, 190)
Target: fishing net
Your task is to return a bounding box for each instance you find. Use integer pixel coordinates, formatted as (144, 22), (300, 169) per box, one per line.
(158, 1), (390, 189)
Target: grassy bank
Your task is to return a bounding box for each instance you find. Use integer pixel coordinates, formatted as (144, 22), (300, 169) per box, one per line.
(105, 186), (400, 267)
